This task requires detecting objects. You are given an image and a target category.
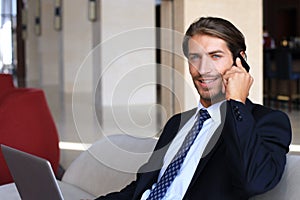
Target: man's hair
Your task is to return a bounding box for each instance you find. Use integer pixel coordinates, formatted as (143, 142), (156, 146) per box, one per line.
(182, 17), (246, 59)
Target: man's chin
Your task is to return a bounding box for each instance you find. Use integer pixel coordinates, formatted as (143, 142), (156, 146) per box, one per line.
(200, 92), (225, 104)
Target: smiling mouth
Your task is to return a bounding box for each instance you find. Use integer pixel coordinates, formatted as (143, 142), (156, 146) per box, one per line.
(199, 77), (218, 84)
(200, 79), (215, 83)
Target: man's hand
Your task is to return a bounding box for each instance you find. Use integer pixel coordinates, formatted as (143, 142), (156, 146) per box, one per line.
(222, 57), (253, 104)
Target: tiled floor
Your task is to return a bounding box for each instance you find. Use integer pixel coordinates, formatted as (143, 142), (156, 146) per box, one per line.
(43, 87), (300, 169)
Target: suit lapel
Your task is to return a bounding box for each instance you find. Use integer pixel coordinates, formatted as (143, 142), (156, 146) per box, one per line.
(185, 100), (254, 194)
(133, 108), (197, 199)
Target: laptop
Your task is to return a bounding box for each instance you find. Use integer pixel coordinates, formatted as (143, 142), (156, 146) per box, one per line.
(1, 144), (64, 200)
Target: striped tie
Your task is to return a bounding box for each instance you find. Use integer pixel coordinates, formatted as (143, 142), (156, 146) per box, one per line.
(146, 108), (211, 200)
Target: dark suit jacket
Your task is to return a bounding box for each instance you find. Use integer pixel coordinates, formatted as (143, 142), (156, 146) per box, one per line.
(96, 99), (292, 200)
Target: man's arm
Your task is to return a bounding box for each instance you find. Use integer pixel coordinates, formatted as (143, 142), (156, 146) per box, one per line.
(94, 179), (137, 200)
(224, 100), (292, 196)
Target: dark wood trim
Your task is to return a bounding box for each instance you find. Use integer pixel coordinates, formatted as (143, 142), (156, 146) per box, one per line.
(16, 0), (26, 87)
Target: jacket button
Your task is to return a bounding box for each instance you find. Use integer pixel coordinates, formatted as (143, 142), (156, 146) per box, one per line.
(237, 115), (243, 121)
(233, 105), (239, 111)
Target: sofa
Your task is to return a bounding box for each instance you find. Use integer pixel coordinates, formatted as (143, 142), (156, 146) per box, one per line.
(0, 134), (298, 199)
(62, 134), (300, 200)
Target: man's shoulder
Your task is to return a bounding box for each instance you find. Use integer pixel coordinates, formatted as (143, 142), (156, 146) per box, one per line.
(246, 99), (289, 121)
(169, 107), (197, 122)
(162, 107), (197, 132)
(156, 108), (198, 149)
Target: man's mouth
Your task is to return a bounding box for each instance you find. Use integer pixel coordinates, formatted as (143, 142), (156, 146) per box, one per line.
(200, 78), (215, 83)
(199, 77), (218, 84)
(197, 76), (221, 89)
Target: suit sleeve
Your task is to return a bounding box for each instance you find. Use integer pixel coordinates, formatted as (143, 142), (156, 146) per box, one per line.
(223, 100), (292, 196)
(94, 179), (138, 200)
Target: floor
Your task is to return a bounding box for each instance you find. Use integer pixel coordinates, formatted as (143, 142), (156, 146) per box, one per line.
(44, 87), (162, 169)
(43, 87), (300, 169)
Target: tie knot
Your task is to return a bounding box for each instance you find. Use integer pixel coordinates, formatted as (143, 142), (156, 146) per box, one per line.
(198, 108), (211, 122)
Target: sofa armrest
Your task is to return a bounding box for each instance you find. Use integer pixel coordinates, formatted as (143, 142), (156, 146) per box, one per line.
(62, 134), (157, 197)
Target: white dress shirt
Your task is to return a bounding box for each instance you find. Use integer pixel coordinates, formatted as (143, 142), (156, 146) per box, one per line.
(140, 101), (223, 200)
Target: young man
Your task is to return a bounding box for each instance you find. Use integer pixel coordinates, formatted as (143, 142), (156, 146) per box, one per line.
(95, 17), (291, 200)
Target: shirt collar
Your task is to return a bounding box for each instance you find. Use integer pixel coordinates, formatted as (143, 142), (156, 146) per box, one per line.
(196, 101), (224, 123)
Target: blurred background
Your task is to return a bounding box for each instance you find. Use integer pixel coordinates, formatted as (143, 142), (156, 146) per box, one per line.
(0, 0), (299, 170)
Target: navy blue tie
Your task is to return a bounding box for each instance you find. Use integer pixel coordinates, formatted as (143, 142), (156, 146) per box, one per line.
(146, 108), (211, 200)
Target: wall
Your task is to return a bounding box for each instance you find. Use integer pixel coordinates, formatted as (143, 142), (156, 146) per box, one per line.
(63, 0), (95, 94)
(26, 0), (61, 88)
(26, 0), (156, 105)
(100, 0), (156, 107)
(26, 0), (40, 87)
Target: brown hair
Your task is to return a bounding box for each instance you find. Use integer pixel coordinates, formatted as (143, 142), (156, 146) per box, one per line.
(182, 17), (246, 59)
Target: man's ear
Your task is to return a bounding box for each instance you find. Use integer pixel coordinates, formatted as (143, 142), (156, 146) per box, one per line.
(240, 51), (247, 60)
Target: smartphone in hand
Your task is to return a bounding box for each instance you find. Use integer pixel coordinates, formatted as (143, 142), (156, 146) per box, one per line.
(234, 53), (250, 72)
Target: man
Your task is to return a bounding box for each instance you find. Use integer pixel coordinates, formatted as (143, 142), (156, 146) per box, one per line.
(95, 17), (291, 200)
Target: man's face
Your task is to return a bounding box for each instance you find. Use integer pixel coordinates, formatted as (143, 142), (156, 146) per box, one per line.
(187, 34), (233, 107)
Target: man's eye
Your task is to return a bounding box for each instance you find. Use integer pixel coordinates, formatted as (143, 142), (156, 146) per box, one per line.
(189, 54), (200, 61)
(211, 54), (221, 59)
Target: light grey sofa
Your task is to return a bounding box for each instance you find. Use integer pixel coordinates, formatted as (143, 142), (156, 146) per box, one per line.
(61, 134), (158, 197)
(63, 134), (299, 199)
(0, 134), (298, 199)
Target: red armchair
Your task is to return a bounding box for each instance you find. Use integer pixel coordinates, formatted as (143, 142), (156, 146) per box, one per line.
(0, 74), (14, 98)
(0, 74), (60, 185)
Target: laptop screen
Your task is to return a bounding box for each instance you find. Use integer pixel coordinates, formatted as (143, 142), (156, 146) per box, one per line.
(1, 144), (64, 200)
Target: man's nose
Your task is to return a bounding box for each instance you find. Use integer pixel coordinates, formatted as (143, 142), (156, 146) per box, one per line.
(197, 56), (214, 74)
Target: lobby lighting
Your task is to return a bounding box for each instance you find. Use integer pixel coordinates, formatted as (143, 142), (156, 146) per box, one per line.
(88, 0), (97, 21)
(59, 141), (91, 151)
(290, 144), (300, 153)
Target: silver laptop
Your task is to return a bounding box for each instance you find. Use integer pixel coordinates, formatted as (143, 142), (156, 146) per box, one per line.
(1, 144), (64, 200)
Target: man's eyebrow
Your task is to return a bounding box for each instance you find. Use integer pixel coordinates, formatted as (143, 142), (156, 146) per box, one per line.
(187, 53), (202, 59)
(207, 50), (225, 55)
(188, 50), (225, 57)
(188, 52), (201, 56)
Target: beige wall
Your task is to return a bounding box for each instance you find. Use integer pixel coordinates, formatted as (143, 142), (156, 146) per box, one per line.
(26, 0), (40, 87)
(26, 0), (97, 93)
(26, 0), (156, 102)
(26, 0), (61, 87)
(63, 0), (96, 93)
(101, 0), (156, 107)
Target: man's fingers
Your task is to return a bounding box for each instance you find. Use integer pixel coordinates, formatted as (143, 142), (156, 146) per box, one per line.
(235, 57), (248, 72)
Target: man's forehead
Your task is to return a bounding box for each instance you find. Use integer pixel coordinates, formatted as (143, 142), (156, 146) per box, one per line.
(188, 34), (229, 54)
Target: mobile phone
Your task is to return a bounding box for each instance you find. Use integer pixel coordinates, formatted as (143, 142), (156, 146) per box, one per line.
(234, 53), (250, 72)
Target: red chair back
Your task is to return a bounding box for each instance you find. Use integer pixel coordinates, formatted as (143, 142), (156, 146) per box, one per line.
(0, 74), (60, 185)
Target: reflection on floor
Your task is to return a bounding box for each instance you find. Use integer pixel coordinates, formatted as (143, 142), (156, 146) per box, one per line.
(43, 87), (300, 169)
